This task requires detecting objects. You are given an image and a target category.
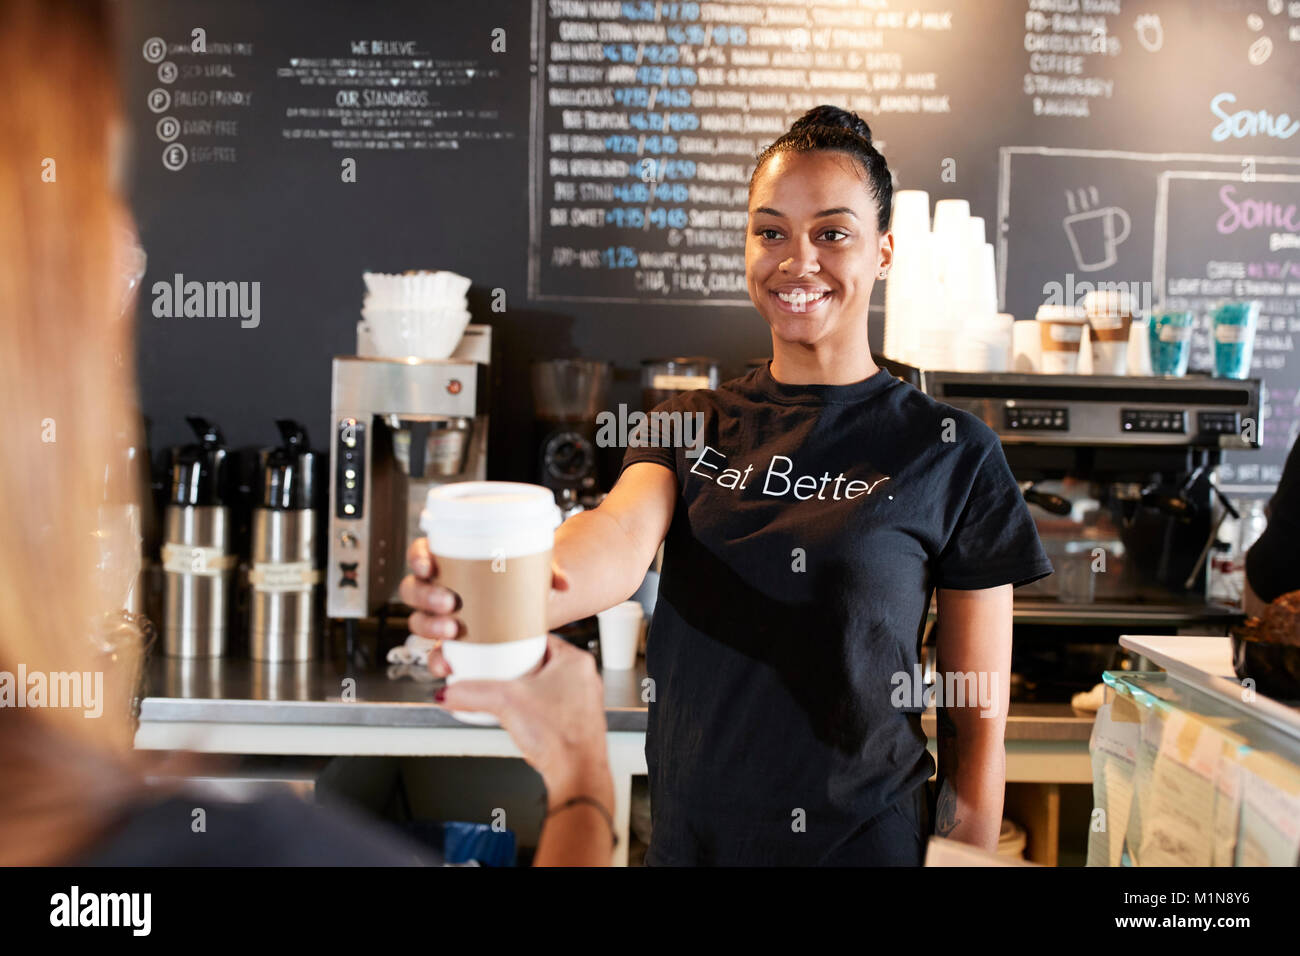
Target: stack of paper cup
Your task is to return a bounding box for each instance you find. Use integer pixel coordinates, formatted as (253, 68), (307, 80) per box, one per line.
(884, 190), (933, 362)
(884, 194), (1010, 372)
(359, 270), (473, 359)
(884, 230), (939, 365)
(959, 313), (1014, 372)
(596, 601), (644, 670)
(931, 200), (974, 371)
(891, 189), (932, 234)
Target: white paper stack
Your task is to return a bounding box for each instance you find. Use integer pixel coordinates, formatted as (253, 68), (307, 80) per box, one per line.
(357, 271), (473, 359)
(883, 190), (938, 367)
(883, 194), (1008, 372)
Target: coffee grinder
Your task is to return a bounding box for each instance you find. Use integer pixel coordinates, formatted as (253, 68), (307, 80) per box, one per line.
(326, 326), (492, 662)
(531, 359), (611, 515)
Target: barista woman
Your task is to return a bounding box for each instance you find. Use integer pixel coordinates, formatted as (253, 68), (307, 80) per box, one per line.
(406, 106), (1054, 866)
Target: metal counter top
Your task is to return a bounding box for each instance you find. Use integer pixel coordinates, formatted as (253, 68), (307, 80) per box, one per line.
(140, 656), (1095, 741)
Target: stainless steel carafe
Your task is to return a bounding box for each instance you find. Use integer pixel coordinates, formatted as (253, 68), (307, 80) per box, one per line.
(249, 420), (319, 661)
(163, 417), (234, 657)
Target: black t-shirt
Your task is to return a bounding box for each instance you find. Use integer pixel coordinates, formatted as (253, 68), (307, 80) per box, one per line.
(1245, 436), (1300, 603)
(621, 362), (1053, 866)
(73, 791), (439, 866)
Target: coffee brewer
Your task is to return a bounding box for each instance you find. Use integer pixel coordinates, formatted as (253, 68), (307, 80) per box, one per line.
(326, 326), (491, 651)
(920, 369), (1263, 699)
(531, 359), (611, 514)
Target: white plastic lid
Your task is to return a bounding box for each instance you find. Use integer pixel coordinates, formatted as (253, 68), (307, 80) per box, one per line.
(421, 481), (561, 559)
(1034, 304), (1087, 322)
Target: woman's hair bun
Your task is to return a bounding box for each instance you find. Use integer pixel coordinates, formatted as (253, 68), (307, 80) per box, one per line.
(789, 105), (873, 145)
(752, 103), (892, 233)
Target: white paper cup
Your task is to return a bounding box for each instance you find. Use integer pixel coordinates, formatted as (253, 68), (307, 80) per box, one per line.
(890, 189), (931, 235)
(1011, 319), (1042, 372)
(421, 481), (560, 725)
(597, 601), (644, 670)
(441, 634), (549, 725)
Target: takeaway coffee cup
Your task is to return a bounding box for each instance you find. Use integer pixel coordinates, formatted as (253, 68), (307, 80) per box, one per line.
(421, 481), (561, 725)
(1034, 305), (1087, 374)
(1082, 290), (1133, 375)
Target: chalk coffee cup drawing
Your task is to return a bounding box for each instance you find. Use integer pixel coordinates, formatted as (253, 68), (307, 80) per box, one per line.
(1063, 206), (1131, 272)
(420, 481), (561, 725)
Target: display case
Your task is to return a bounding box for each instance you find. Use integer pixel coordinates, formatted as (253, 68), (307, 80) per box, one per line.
(1091, 665), (1300, 866)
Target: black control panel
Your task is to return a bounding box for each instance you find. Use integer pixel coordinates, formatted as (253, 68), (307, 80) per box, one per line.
(1121, 408), (1186, 434)
(1005, 406), (1069, 431)
(335, 418), (365, 519)
(1196, 410), (1242, 440)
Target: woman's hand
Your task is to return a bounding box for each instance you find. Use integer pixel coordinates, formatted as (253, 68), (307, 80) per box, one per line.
(434, 634), (613, 803)
(399, 537), (570, 678)
(402, 538), (614, 864)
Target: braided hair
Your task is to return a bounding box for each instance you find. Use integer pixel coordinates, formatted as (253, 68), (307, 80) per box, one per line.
(750, 105), (893, 233)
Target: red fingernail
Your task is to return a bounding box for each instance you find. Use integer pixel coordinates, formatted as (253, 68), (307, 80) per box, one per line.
(434, 688), (446, 703)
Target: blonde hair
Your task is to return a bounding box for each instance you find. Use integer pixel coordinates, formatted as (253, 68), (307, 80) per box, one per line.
(0, 0), (158, 864)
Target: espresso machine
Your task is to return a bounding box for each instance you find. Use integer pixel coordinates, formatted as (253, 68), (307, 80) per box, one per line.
(326, 326), (491, 659)
(919, 369), (1263, 699)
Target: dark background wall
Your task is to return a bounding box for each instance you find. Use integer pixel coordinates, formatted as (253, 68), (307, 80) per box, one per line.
(119, 0), (1300, 493)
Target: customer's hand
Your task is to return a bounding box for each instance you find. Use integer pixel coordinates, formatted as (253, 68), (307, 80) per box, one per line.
(400, 537), (570, 678)
(435, 635), (612, 801)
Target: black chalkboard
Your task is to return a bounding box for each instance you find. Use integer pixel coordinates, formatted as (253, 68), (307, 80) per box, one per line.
(120, 0), (1300, 494)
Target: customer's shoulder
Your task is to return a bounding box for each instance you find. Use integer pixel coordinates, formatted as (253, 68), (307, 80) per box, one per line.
(77, 791), (434, 866)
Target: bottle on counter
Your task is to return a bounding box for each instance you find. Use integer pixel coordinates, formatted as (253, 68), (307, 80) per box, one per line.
(249, 420), (320, 662)
(162, 417), (236, 657)
(1232, 500), (1269, 607)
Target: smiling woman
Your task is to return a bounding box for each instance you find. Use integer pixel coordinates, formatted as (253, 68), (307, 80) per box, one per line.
(744, 107), (895, 385)
(585, 106), (1053, 865)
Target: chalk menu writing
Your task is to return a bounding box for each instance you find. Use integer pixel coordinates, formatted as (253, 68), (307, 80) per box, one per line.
(531, 0), (957, 303)
(140, 34), (253, 171)
(1159, 171), (1300, 495)
(1022, 0), (1124, 119)
(277, 40), (514, 151)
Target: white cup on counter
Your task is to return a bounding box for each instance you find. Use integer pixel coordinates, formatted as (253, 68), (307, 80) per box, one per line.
(1034, 305), (1087, 374)
(1081, 290), (1133, 375)
(597, 601), (644, 670)
(1011, 319), (1042, 372)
